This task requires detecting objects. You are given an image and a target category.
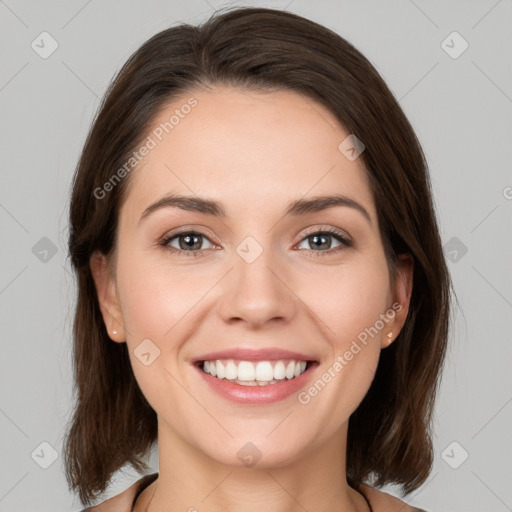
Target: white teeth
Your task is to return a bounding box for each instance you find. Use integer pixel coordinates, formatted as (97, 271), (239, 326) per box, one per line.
(216, 360), (225, 379)
(237, 361), (255, 381)
(285, 361), (295, 379)
(273, 361), (286, 380)
(296, 361), (306, 377)
(224, 361), (237, 380)
(255, 361), (274, 381)
(201, 359), (309, 384)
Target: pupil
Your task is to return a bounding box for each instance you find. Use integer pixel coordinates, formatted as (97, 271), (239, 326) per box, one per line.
(180, 234), (201, 250)
(311, 234), (329, 250)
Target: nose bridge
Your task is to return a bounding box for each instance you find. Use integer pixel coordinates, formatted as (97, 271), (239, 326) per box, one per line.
(218, 233), (295, 326)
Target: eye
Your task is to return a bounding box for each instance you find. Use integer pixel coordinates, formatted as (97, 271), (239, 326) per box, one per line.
(296, 227), (352, 256)
(159, 227), (352, 258)
(160, 230), (216, 257)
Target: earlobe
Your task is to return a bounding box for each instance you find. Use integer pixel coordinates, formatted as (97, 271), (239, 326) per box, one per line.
(89, 251), (126, 342)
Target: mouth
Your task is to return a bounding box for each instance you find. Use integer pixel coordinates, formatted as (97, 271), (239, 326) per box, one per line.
(195, 358), (314, 386)
(191, 350), (320, 404)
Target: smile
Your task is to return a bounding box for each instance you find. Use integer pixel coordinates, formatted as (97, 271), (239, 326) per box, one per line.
(200, 359), (309, 386)
(194, 359), (319, 404)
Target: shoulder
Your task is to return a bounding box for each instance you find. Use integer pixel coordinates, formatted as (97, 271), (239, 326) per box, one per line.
(78, 473), (158, 512)
(359, 483), (429, 512)
(78, 481), (138, 512)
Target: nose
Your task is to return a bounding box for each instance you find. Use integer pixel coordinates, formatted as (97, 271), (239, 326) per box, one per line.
(217, 247), (297, 329)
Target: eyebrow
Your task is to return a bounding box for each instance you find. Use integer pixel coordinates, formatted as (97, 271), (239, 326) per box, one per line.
(138, 193), (372, 225)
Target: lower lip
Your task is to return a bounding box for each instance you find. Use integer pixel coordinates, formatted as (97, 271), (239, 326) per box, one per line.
(194, 362), (318, 404)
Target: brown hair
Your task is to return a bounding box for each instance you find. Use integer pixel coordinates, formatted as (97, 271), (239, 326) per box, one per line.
(64, 6), (451, 505)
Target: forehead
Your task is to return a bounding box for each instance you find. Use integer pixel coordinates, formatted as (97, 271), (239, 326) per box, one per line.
(121, 86), (376, 224)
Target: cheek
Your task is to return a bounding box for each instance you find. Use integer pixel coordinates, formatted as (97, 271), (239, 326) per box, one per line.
(302, 254), (390, 401)
(114, 249), (215, 403)
(115, 247), (208, 339)
(114, 252), (195, 415)
(306, 255), (392, 344)
(296, 276), (389, 433)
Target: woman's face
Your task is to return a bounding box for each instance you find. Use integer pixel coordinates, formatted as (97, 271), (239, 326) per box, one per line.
(92, 86), (412, 468)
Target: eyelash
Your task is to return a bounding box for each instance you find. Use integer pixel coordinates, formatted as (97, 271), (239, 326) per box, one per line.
(158, 226), (352, 258)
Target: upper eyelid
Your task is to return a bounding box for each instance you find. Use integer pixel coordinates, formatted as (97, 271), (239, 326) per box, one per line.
(300, 225), (350, 239)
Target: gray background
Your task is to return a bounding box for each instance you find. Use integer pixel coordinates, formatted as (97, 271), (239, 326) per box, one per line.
(0, 1), (511, 511)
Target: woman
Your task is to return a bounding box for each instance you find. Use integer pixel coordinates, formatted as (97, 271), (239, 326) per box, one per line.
(64, 6), (450, 512)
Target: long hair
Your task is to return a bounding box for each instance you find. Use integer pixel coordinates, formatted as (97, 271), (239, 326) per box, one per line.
(64, 6), (451, 505)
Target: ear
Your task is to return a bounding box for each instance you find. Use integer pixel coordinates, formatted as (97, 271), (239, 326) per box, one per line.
(382, 253), (414, 348)
(90, 250), (126, 343)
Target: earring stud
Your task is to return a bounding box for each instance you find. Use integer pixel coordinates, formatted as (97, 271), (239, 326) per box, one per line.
(113, 329), (117, 335)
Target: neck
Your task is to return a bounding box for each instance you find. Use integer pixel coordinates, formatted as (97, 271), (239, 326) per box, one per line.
(143, 418), (370, 512)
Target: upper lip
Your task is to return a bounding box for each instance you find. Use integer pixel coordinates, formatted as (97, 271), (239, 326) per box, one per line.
(192, 348), (317, 364)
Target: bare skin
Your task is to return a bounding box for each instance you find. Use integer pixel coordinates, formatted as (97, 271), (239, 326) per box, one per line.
(91, 86), (414, 512)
